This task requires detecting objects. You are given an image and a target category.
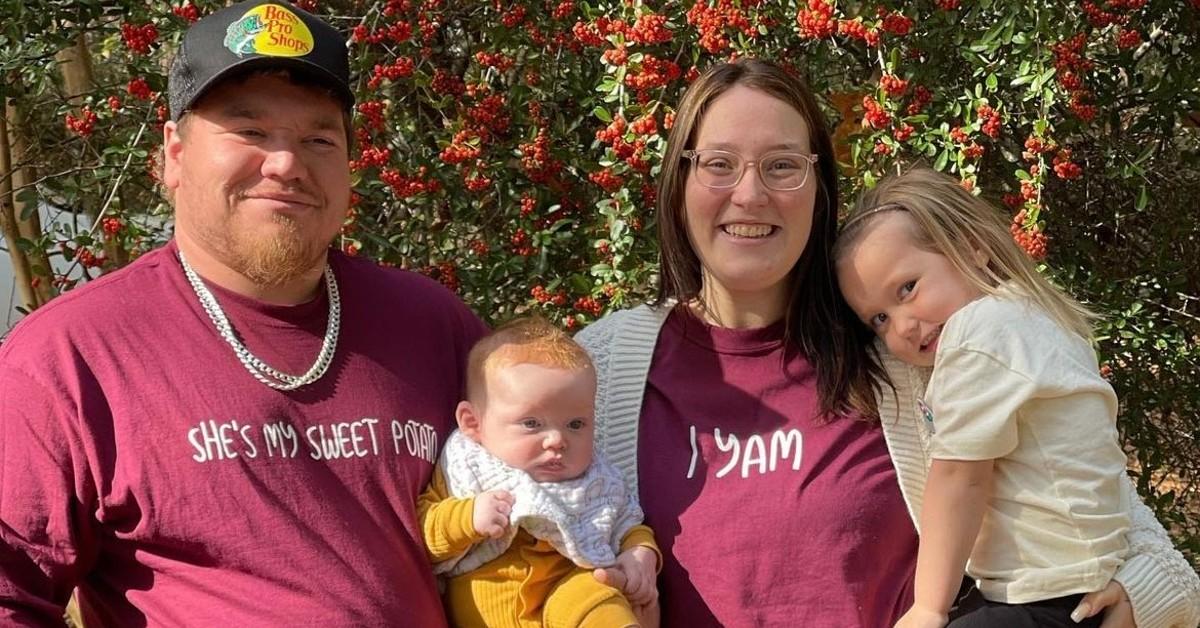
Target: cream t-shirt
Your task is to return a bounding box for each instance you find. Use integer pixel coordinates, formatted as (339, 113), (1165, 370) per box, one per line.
(925, 294), (1130, 603)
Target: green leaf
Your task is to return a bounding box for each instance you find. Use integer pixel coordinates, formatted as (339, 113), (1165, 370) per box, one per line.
(592, 106), (612, 123)
(1135, 186), (1148, 211)
(986, 73), (998, 91)
(934, 149), (949, 171)
(1032, 67), (1056, 91)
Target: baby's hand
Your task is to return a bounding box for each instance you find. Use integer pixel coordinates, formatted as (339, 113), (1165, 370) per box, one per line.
(472, 490), (513, 539)
(613, 546), (658, 607)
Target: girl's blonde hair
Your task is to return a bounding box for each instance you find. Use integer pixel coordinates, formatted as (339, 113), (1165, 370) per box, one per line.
(834, 166), (1097, 341)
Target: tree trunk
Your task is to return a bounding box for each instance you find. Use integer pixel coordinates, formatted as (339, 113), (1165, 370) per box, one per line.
(0, 105), (40, 313)
(6, 95), (56, 306)
(58, 32), (129, 272)
(58, 34), (95, 105)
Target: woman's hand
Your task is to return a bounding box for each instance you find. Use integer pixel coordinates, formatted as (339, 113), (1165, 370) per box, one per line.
(1071, 581), (1135, 628)
(593, 546), (659, 606)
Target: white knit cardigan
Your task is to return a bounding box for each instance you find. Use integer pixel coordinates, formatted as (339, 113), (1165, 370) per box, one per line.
(575, 304), (1200, 628)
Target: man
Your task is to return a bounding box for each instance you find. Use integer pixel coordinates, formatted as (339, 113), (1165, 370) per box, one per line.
(0, 1), (486, 624)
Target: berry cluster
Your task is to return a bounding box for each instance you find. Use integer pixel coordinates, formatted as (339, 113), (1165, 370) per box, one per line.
(601, 46), (628, 66)
(466, 94), (510, 135)
(949, 126), (984, 159)
(172, 3), (200, 23)
(1022, 134), (1054, 161)
(463, 166), (492, 192)
(862, 96), (891, 129)
(628, 13), (674, 45)
(838, 19), (879, 47)
(357, 100), (387, 130)
(1081, 1), (1125, 28)
(501, 5), (526, 28)
(589, 167), (624, 192)
(380, 166), (440, 198)
(101, 217), (123, 237)
(977, 104), (1002, 138)
(76, 248), (105, 269)
(121, 22), (159, 55)
(428, 261), (460, 292)
(797, 0), (836, 40)
(127, 77), (153, 101)
(350, 145), (391, 172)
(367, 57), (415, 89)
(1116, 28), (1142, 49)
(530, 285), (568, 306)
(439, 130), (482, 165)
(1010, 210), (1048, 260)
(518, 128), (563, 183)
(65, 107), (97, 137)
(1052, 149), (1083, 179)
(509, 228), (535, 257)
(906, 84), (932, 115)
(625, 55), (681, 94)
(475, 51), (515, 73)
(595, 116), (626, 145)
(520, 194), (537, 217)
(880, 74), (908, 98)
(879, 11), (914, 36)
(1052, 34), (1098, 122)
(431, 68), (466, 96)
(687, 0), (755, 53)
(574, 296), (603, 316)
(551, 0), (575, 21)
(630, 114), (657, 136)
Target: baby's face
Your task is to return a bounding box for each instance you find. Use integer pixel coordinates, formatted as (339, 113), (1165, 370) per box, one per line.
(473, 363), (596, 482)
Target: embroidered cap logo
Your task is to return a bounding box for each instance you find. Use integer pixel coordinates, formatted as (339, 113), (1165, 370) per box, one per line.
(223, 4), (314, 58)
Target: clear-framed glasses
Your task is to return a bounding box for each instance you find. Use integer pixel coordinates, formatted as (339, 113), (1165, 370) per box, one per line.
(682, 149), (819, 191)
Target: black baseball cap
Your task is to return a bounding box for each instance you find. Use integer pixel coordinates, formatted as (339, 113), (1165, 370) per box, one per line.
(168, 0), (354, 121)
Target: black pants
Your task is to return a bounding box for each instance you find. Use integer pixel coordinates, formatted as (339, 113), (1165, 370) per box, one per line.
(949, 591), (1101, 628)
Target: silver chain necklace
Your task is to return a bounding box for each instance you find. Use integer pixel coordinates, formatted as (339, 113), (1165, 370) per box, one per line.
(178, 250), (341, 391)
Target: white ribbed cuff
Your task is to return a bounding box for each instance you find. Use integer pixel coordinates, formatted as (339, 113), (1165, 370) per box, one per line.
(1113, 553), (1191, 628)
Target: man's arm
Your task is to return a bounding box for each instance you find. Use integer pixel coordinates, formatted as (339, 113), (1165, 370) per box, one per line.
(1, 365), (93, 626)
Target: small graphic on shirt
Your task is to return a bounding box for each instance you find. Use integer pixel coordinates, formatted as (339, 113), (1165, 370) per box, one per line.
(687, 424), (804, 479)
(917, 398), (935, 434)
(186, 417), (439, 464)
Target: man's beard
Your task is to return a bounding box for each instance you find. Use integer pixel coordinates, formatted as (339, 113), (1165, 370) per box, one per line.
(205, 212), (326, 287)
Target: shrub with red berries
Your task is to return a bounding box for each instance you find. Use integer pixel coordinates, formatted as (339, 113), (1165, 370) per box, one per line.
(7, 1), (1200, 548)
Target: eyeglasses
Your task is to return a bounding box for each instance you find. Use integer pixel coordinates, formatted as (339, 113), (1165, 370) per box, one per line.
(682, 149), (819, 191)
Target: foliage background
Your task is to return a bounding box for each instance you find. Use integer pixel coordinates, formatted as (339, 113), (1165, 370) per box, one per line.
(2, 0), (1197, 569)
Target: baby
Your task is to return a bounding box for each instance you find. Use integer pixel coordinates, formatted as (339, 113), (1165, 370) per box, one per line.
(418, 316), (660, 628)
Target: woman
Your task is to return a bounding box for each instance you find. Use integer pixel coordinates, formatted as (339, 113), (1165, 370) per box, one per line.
(576, 59), (1200, 627)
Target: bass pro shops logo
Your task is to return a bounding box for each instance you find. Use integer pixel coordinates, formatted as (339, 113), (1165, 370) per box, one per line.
(223, 4), (314, 58)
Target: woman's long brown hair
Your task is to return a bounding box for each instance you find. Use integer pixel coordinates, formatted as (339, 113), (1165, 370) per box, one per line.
(653, 59), (886, 420)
